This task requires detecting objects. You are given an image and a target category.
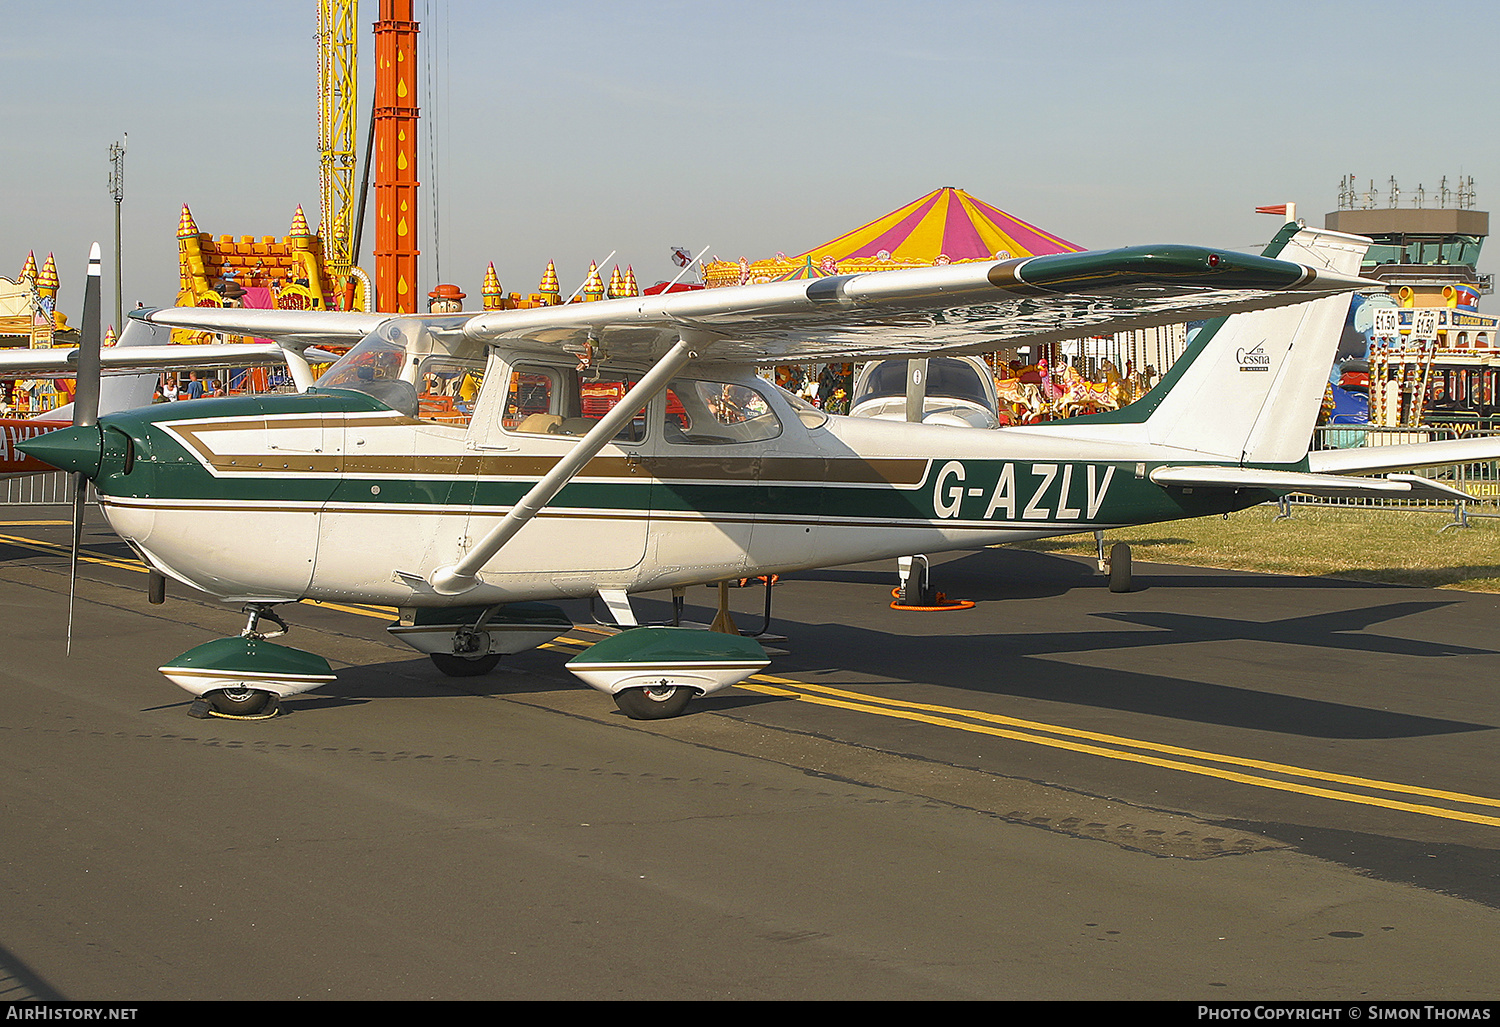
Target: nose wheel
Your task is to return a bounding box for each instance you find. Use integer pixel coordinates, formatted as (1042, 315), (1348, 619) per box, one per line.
(192, 686), (279, 719)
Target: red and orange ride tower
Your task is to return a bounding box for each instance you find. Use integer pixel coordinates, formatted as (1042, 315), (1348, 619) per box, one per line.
(373, 0), (420, 313)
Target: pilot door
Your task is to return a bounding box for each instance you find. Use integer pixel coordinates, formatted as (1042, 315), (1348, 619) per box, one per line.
(309, 355), (489, 600)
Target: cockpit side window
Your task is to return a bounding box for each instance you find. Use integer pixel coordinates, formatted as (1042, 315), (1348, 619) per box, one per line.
(416, 358), (484, 428)
(502, 367), (564, 433)
(315, 316), (475, 419)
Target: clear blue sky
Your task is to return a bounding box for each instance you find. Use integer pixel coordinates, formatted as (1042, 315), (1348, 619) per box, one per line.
(3, 0), (1496, 326)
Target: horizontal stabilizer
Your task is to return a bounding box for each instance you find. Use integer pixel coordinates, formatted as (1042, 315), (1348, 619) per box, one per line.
(1150, 465), (1471, 501)
(1308, 435), (1500, 475)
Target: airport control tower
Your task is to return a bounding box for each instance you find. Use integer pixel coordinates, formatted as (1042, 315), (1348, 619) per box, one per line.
(1326, 175), (1490, 307)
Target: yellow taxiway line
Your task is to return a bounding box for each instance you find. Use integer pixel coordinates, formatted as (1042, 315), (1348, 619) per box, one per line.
(547, 628), (1500, 830)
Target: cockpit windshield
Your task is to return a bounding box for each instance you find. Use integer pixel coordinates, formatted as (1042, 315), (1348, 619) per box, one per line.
(315, 316), (476, 417)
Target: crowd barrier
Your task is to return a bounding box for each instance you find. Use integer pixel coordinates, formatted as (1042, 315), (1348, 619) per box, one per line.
(0, 471), (77, 506)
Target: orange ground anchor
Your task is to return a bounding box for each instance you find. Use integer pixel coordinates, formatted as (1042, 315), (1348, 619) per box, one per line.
(889, 587), (975, 612)
(889, 554), (974, 611)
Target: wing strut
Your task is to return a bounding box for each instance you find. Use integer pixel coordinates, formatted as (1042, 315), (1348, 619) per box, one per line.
(425, 335), (700, 596)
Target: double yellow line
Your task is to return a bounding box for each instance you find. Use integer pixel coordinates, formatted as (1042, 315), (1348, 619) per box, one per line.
(733, 675), (1500, 828)
(12, 522), (1498, 829)
(549, 627), (1500, 828)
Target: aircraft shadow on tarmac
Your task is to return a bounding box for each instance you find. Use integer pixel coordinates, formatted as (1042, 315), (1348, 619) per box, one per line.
(675, 549), (1500, 740)
(141, 651), (583, 717)
(288, 652), (587, 713)
(794, 545), (1424, 601)
(738, 621), (1494, 740)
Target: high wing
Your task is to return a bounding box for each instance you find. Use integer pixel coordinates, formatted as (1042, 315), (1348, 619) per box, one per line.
(119, 245), (1369, 367)
(460, 245), (1372, 364)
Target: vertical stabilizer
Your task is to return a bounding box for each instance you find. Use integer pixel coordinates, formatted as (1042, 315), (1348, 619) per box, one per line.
(1137, 224), (1369, 464)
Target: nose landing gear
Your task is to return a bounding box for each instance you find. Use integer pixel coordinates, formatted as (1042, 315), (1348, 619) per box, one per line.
(161, 603), (336, 720)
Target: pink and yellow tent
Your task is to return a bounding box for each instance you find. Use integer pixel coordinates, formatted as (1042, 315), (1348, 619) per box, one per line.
(704, 187), (1082, 287)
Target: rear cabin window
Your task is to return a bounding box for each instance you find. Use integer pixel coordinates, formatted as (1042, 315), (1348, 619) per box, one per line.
(502, 365), (646, 443)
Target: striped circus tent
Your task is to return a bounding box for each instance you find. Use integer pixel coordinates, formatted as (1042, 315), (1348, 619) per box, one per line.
(704, 187), (1082, 287)
(771, 256), (834, 282)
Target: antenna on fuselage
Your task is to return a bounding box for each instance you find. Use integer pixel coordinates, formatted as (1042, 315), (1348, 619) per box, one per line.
(562, 251), (617, 305)
(658, 244), (711, 294)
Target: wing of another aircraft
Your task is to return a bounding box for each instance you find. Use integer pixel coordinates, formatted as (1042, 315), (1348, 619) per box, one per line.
(126, 306), (386, 346)
(460, 244), (1373, 364)
(0, 342), (344, 378)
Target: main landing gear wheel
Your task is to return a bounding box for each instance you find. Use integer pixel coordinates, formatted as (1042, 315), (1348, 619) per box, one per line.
(205, 687), (276, 717)
(613, 683), (695, 720)
(429, 652), (502, 677)
(1108, 543), (1132, 593)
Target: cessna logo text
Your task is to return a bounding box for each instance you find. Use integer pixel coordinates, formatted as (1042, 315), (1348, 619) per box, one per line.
(1236, 343), (1271, 372)
(933, 461), (1116, 522)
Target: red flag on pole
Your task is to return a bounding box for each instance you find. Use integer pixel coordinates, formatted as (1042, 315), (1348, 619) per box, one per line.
(1255, 204), (1288, 216)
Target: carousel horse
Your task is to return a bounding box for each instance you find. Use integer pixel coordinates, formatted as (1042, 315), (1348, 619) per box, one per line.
(1052, 363), (1124, 419)
(995, 378), (1046, 424)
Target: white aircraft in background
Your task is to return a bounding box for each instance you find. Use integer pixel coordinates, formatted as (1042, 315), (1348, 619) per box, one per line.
(26, 221), (1492, 722)
(848, 355), (1003, 429)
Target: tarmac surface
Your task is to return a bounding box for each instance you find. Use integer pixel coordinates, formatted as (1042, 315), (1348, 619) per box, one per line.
(2, 506), (1499, 1001)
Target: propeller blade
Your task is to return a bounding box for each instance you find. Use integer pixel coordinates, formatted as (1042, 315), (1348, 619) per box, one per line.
(67, 472), (85, 655)
(67, 243), (102, 655)
(74, 243), (102, 428)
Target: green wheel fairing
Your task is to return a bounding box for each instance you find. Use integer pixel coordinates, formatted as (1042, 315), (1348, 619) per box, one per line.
(567, 625), (767, 668)
(159, 636), (335, 681)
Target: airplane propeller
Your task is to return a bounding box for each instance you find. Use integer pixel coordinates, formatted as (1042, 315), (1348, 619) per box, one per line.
(67, 243), (103, 654)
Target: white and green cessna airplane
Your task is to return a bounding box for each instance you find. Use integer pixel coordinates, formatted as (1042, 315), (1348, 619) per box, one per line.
(26, 221), (1489, 721)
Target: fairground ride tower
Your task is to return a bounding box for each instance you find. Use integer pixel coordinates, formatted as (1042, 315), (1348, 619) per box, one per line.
(317, 0), (359, 297)
(373, 0), (420, 313)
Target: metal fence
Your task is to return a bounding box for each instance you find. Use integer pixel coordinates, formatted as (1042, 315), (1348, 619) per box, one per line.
(0, 471), (79, 506)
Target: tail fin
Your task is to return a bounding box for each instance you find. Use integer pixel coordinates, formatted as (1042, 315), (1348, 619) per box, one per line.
(1054, 223), (1370, 466)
